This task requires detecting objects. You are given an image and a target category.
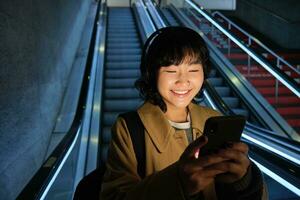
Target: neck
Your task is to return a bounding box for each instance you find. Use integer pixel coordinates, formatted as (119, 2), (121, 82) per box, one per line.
(165, 106), (188, 123)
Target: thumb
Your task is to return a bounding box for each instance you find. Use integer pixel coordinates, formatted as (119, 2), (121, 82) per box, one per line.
(184, 136), (208, 159)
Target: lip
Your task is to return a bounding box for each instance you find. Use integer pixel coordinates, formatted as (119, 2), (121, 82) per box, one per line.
(171, 89), (192, 97)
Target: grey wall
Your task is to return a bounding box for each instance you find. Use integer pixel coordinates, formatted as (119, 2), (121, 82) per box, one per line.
(0, 0), (92, 199)
(223, 0), (300, 49)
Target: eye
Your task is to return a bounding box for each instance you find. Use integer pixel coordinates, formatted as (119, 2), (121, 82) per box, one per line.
(165, 70), (177, 73)
(189, 70), (200, 72)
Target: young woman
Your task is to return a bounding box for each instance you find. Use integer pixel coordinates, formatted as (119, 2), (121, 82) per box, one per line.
(100, 27), (266, 200)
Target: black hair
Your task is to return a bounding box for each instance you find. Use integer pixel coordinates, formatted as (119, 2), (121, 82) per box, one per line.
(135, 26), (210, 112)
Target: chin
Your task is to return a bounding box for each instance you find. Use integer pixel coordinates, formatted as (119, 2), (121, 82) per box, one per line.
(171, 100), (191, 109)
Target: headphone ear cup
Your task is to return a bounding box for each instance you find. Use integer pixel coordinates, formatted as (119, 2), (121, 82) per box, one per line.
(141, 28), (166, 75)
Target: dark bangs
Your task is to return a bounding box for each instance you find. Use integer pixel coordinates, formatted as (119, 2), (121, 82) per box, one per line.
(148, 29), (210, 77)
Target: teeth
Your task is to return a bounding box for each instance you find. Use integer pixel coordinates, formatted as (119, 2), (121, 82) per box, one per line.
(173, 90), (189, 94)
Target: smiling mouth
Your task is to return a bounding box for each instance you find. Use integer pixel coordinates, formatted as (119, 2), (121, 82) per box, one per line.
(171, 90), (192, 96)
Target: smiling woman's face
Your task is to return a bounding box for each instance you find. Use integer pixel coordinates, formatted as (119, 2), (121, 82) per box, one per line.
(157, 60), (204, 112)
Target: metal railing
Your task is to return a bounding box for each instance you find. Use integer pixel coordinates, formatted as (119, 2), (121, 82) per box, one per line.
(134, 0), (156, 39)
(144, 0), (166, 29)
(212, 11), (300, 76)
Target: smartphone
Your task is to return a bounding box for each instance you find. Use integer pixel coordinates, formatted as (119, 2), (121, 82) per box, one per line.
(199, 115), (246, 156)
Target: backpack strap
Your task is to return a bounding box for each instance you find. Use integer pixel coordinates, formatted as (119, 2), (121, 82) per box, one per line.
(119, 111), (145, 179)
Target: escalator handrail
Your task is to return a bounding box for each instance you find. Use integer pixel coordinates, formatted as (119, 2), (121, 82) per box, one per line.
(211, 11), (300, 76)
(144, 0), (166, 29)
(16, 2), (101, 199)
(245, 123), (300, 154)
(134, 0), (156, 41)
(185, 0), (300, 98)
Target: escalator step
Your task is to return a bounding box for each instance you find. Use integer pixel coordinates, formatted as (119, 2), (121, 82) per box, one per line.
(107, 29), (136, 34)
(109, 34), (139, 39)
(105, 69), (140, 78)
(104, 99), (143, 112)
(208, 69), (217, 77)
(207, 77), (223, 86)
(107, 48), (141, 55)
(105, 78), (136, 88)
(106, 55), (140, 62)
(102, 126), (112, 144)
(107, 38), (139, 43)
(103, 112), (119, 126)
(105, 88), (140, 99)
(223, 97), (240, 108)
(101, 144), (109, 162)
(106, 61), (140, 69)
(108, 43), (140, 49)
(232, 108), (249, 117)
(215, 87), (231, 96)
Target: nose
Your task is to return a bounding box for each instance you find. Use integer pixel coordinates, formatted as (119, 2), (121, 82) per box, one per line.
(175, 72), (190, 87)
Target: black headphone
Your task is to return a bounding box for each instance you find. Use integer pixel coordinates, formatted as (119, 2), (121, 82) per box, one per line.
(140, 28), (164, 76)
(141, 27), (194, 76)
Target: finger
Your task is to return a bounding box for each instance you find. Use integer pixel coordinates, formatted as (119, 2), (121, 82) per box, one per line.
(199, 165), (227, 177)
(182, 154), (229, 174)
(181, 162), (204, 174)
(184, 136), (208, 158)
(192, 154), (230, 168)
(217, 149), (249, 165)
(226, 142), (249, 155)
(211, 161), (247, 178)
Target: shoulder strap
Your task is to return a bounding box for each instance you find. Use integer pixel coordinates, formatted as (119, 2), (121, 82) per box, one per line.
(119, 111), (145, 179)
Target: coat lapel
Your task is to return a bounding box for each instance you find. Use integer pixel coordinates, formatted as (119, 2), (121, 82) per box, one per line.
(137, 102), (175, 153)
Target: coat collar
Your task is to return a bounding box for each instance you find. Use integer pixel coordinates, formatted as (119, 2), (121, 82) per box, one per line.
(137, 102), (209, 153)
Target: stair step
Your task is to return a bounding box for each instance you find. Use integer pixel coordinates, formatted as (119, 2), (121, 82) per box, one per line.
(107, 48), (141, 55)
(105, 88), (140, 99)
(223, 97), (240, 108)
(106, 61), (139, 69)
(232, 109), (249, 117)
(256, 87), (292, 96)
(215, 87), (231, 96)
(266, 96), (300, 104)
(249, 79), (276, 87)
(105, 69), (140, 78)
(103, 112), (119, 126)
(108, 43), (140, 49)
(105, 78), (136, 88)
(276, 107), (300, 115)
(208, 77), (223, 86)
(286, 119), (300, 126)
(106, 55), (140, 62)
(104, 99), (143, 112)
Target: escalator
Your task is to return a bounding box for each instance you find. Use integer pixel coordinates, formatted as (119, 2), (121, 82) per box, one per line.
(100, 7), (144, 164)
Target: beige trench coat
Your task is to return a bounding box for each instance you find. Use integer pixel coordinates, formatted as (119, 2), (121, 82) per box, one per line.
(100, 102), (225, 200)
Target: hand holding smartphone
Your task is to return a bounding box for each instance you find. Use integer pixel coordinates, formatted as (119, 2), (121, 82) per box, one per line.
(199, 115), (246, 156)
